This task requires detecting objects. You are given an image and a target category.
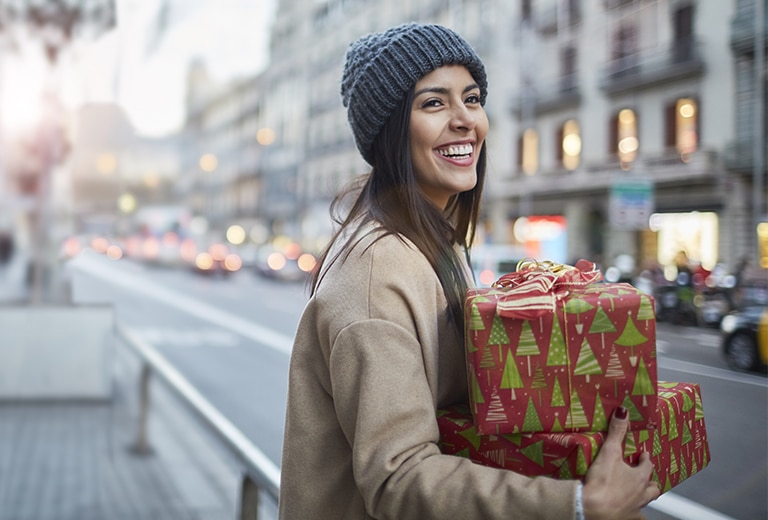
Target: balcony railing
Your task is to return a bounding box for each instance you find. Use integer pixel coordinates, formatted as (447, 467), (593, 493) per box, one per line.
(722, 140), (768, 171)
(599, 39), (705, 95)
(490, 149), (720, 200)
(511, 72), (581, 117)
(730, 1), (768, 54)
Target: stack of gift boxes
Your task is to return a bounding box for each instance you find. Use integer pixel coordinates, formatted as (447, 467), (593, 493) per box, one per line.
(438, 260), (710, 492)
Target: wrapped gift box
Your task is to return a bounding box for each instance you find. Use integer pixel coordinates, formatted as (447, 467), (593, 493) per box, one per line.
(438, 382), (709, 492)
(465, 260), (657, 435)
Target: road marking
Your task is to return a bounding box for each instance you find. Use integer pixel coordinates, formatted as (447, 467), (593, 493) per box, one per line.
(68, 252), (294, 355)
(139, 327), (240, 348)
(659, 357), (768, 387)
(648, 492), (737, 520)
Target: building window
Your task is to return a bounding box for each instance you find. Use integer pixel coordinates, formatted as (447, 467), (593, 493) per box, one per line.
(519, 128), (539, 175)
(566, 0), (581, 25)
(522, 0), (532, 22)
(611, 108), (638, 168)
(673, 4), (695, 63)
(666, 97), (699, 159)
(612, 24), (638, 76)
(559, 119), (581, 171)
(561, 46), (577, 91)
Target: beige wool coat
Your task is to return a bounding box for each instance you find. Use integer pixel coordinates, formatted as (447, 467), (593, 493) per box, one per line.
(279, 227), (579, 519)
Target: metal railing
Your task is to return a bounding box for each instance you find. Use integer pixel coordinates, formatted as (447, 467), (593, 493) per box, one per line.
(116, 323), (281, 520)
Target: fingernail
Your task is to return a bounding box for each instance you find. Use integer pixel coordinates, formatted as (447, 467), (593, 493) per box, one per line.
(614, 406), (628, 420)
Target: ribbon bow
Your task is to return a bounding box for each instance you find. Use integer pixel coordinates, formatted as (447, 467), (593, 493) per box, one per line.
(493, 259), (603, 319)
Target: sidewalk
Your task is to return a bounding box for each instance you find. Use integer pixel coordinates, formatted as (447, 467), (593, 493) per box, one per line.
(0, 335), (271, 520)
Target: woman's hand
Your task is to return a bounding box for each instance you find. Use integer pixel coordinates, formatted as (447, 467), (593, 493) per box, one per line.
(582, 407), (661, 520)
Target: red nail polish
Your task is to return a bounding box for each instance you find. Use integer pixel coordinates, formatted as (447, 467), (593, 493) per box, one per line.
(615, 406), (628, 420)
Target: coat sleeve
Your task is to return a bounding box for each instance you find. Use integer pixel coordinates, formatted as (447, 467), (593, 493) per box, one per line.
(326, 239), (579, 520)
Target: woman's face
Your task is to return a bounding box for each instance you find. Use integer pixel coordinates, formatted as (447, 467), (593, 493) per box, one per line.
(409, 64), (488, 209)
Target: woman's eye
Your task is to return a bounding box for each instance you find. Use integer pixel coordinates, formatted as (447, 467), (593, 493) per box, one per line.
(422, 98), (443, 108)
(465, 94), (481, 104)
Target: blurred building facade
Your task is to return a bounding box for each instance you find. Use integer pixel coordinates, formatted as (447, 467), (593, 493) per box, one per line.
(180, 0), (767, 275)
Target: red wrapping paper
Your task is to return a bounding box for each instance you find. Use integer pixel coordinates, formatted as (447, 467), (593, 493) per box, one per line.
(465, 261), (657, 435)
(438, 382), (710, 492)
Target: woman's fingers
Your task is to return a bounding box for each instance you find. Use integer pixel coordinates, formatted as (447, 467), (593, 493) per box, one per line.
(582, 407), (662, 519)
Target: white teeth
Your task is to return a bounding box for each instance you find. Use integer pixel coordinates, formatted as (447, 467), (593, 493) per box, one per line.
(438, 144), (473, 157)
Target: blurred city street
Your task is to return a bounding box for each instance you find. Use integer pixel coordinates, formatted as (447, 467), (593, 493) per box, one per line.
(2, 250), (760, 519)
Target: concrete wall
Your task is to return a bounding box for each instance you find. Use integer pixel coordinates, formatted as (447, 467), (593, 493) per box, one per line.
(0, 304), (114, 400)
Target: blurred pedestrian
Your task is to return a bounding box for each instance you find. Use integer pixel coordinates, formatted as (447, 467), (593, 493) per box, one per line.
(279, 22), (659, 520)
(0, 231), (14, 280)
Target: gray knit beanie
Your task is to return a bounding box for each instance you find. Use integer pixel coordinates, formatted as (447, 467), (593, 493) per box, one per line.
(341, 23), (487, 165)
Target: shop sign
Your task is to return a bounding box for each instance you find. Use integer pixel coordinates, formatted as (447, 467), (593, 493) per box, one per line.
(609, 178), (654, 230)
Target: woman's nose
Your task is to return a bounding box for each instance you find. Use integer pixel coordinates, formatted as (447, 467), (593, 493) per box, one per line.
(450, 103), (476, 131)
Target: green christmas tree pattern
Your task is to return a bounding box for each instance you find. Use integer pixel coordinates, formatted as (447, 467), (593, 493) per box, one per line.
(574, 339), (603, 382)
(564, 297), (595, 334)
(517, 320), (541, 376)
(500, 352), (524, 399)
(682, 421), (693, 446)
(558, 460), (574, 479)
(531, 365), (548, 405)
(695, 389), (705, 421)
(486, 389), (508, 425)
(575, 445), (589, 476)
(488, 315), (510, 345)
(523, 396), (544, 431)
(467, 298), (489, 353)
(566, 391), (590, 430)
(598, 291), (618, 311)
(632, 358), (654, 408)
(479, 344), (497, 369)
(681, 388), (695, 413)
(652, 429), (663, 456)
(637, 295), (655, 321)
(546, 318), (567, 367)
(589, 305), (618, 353)
(621, 394), (644, 422)
(521, 440), (545, 467)
(615, 313), (648, 360)
(458, 427), (482, 451)
(670, 450), (679, 475)
(605, 347), (624, 397)
(592, 393), (608, 431)
(470, 370), (485, 405)
(550, 377), (566, 407)
(667, 403), (679, 441)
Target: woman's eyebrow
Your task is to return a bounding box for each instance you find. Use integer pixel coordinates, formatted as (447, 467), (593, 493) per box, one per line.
(414, 83), (480, 98)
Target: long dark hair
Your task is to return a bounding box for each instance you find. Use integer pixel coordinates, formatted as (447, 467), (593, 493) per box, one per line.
(311, 86), (486, 332)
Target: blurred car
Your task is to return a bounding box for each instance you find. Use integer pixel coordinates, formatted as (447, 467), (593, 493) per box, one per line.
(60, 234), (124, 261)
(254, 243), (316, 282)
(720, 305), (768, 372)
(189, 242), (242, 276)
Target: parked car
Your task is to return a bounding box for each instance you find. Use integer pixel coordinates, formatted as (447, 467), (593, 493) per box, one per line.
(720, 304), (768, 372)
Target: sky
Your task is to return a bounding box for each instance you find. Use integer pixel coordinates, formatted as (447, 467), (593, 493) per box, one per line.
(0, 0), (277, 138)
